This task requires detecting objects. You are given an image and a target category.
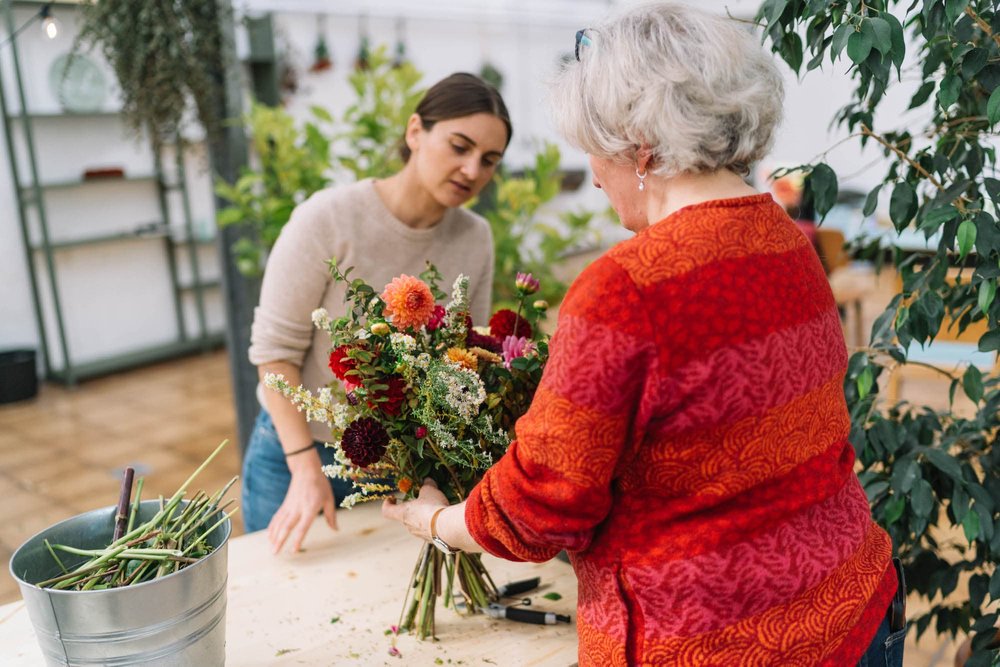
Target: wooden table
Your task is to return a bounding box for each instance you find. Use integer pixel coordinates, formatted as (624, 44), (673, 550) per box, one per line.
(0, 503), (579, 666)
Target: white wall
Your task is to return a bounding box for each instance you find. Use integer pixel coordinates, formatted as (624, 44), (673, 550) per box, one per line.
(0, 4), (220, 372)
(0, 0), (923, 365)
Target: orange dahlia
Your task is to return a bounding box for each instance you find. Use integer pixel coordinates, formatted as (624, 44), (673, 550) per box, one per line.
(446, 347), (479, 371)
(381, 275), (436, 330)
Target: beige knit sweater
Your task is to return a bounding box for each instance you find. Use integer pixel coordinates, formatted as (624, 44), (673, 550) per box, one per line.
(249, 178), (495, 442)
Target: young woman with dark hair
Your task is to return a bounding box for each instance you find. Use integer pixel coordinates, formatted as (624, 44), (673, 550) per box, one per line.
(242, 72), (511, 554)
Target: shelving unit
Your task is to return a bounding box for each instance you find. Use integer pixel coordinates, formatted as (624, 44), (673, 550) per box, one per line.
(0, 0), (223, 384)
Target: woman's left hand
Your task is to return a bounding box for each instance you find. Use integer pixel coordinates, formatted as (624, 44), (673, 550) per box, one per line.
(382, 478), (449, 541)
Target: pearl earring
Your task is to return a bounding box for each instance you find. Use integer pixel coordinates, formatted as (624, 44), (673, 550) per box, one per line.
(636, 167), (647, 191)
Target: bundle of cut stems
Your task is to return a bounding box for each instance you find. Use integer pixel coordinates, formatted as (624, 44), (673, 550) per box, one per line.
(398, 540), (499, 639)
(36, 440), (238, 591)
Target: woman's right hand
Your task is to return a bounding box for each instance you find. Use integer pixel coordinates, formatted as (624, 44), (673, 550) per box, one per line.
(266, 451), (337, 554)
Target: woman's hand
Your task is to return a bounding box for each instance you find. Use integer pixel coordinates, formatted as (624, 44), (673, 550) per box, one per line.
(382, 478), (449, 542)
(267, 452), (337, 554)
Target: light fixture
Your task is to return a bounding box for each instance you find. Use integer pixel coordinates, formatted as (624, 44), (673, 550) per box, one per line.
(0, 1), (59, 50)
(40, 4), (60, 41)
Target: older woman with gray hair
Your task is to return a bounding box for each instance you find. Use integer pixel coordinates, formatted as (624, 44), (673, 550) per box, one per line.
(384, 3), (904, 665)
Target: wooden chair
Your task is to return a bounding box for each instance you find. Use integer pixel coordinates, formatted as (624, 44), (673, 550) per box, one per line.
(815, 228), (877, 347)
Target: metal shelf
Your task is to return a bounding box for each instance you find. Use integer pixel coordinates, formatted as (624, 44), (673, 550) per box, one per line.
(171, 234), (217, 245)
(12, 1), (90, 6)
(21, 173), (161, 191)
(180, 279), (221, 291)
(46, 334), (227, 383)
(30, 223), (168, 251)
(9, 110), (122, 120)
(0, 0), (219, 385)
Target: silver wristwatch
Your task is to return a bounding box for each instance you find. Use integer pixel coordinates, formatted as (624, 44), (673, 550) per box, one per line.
(432, 533), (460, 555)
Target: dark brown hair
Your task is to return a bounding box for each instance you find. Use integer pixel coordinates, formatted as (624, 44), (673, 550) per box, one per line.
(400, 72), (512, 162)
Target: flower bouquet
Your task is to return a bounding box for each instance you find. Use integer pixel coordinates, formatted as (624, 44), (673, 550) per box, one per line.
(265, 262), (549, 639)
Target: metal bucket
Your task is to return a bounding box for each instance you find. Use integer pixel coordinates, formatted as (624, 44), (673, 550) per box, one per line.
(9, 501), (230, 666)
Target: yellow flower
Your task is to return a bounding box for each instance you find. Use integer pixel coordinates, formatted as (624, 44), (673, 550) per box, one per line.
(446, 347), (479, 371)
(370, 322), (390, 336)
(469, 347), (502, 365)
(381, 275), (436, 330)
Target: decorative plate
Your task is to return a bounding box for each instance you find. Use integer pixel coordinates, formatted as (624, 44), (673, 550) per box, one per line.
(48, 53), (107, 113)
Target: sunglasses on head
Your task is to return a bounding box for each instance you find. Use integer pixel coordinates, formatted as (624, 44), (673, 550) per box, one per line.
(575, 29), (593, 62)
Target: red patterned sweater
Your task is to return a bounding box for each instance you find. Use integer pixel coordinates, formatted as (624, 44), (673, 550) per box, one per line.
(466, 194), (896, 666)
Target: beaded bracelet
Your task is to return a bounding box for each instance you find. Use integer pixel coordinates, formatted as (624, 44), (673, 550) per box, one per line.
(284, 443), (317, 457)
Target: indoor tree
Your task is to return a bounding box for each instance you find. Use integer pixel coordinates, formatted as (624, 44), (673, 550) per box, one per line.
(760, 1), (1000, 661)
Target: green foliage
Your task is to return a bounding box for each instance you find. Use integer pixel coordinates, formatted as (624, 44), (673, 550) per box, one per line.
(216, 46), (420, 276)
(74, 0), (229, 149)
(219, 47), (603, 307)
(336, 46), (425, 181)
(760, 0), (1000, 655)
(477, 143), (602, 308)
(215, 105), (333, 275)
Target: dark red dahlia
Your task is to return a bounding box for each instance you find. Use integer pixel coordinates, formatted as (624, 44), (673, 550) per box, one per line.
(366, 376), (408, 416)
(467, 329), (502, 353)
(341, 417), (389, 468)
(425, 305), (447, 332)
(328, 345), (358, 381)
(489, 309), (532, 339)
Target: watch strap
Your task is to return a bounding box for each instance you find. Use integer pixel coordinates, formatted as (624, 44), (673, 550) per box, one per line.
(430, 507), (459, 554)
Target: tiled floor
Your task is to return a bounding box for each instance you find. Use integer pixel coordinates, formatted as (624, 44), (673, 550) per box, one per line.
(0, 267), (981, 664)
(0, 349), (242, 605)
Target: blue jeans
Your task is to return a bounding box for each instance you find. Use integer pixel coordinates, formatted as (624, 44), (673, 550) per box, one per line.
(241, 408), (356, 532)
(856, 605), (906, 667)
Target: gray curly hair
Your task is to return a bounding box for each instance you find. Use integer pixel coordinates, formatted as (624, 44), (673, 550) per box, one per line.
(549, 2), (784, 177)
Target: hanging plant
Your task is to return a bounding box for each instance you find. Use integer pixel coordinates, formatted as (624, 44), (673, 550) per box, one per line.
(309, 15), (332, 73)
(479, 62), (504, 92)
(73, 0), (231, 148)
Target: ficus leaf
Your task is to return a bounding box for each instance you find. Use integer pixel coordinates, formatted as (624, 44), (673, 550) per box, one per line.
(987, 87), (1000, 125)
(847, 29), (873, 65)
(979, 329), (1000, 352)
(766, 0), (789, 25)
(945, 0), (970, 23)
(809, 163), (838, 216)
(895, 458), (920, 493)
(863, 184), (882, 217)
(911, 479), (934, 518)
(962, 47), (988, 79)
(925, 447), (964, 482)
(883, 12), (905, 75)
(991, 570), (1000, 603)
(937, 73), (961, 109)
(857, 367), (874, 399)
(909, 81), (935, 109)
(830, 23), (853, 61)
(889, 182), (917, 229)
(963, 509), (980, 543)
(963, 365), (984, 403)
(978, 279), (996, 315)
(884, 496), (905, 525)
(868, 17), (892, 56)
(957, 219), (977, 261)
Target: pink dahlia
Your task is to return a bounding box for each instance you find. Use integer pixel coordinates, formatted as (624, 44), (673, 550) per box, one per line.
(502, 335), (536, 369)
